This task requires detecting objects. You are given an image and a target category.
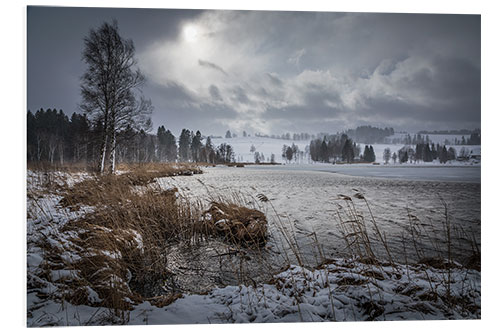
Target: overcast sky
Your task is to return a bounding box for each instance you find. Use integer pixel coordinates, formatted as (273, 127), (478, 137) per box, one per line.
(27, 6), (480, 136)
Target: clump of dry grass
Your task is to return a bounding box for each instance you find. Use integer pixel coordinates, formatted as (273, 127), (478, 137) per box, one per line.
(198, 201), (268, 247)
(58, 163), (201, 210)
(35, 168), (200, 311)
(31, 162), (271, 315)
(37, 224), (147, 310)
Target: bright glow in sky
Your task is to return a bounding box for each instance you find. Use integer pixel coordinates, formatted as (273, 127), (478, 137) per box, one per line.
(183, 25), (199, 42)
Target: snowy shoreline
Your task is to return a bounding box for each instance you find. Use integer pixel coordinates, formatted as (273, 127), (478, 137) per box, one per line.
(26, 169), (481, 326)
(28, 257), (481, 325)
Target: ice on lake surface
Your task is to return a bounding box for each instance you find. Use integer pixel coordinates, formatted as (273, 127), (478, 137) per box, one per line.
(158, 164), (480, 267)
(249, 163), (481, 183)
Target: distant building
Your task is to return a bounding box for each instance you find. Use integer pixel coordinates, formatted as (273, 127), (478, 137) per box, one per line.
(469, 148), (481, 161)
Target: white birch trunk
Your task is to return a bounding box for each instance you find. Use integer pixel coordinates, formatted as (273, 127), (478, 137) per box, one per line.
(49, 147), (55, 164)
(109, 130), (116, 174)
(59, 145), (64, 166)
(99, 133), (108, 173)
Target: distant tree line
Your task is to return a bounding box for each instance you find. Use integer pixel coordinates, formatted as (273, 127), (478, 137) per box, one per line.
(400, 133), (431, 145)
(226, 126), (480, 148)
(281, 143), (305, 163)
(413, 143), (457, 164)
(452, 133), (481, 145)
(28, 108), (96, 165)
(343, 126), (394, 144)
(380, 143), (459, 165)
(390, 132), (480, 146)
(254, 132), (315, 141)
(127, 127), (236, 164)
(308, 134), (360, 163)
(361, 145), (376, 163)
(27, 108), (235, 166)
(418, 129), (480, 135)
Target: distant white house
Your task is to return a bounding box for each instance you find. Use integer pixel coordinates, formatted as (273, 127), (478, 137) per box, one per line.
(470, 154), (481, 160)
(469, 147), (481, 160)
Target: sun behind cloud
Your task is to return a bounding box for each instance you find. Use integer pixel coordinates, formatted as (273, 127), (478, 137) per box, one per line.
(183, 25), (199, 42)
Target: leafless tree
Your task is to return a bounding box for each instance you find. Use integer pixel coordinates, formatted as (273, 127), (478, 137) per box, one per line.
(80, 20), (152, 173)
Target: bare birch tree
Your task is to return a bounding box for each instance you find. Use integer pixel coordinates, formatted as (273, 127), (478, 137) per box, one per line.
(80, 20), (152, 173)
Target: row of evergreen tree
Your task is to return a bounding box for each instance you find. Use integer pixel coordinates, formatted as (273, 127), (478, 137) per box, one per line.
(455, 133), (481, 145)
(361, 145), (376, 162)
(281, 143), (302, 162)
(254, 132), (315, 141)
(177, 129), (234, 163)
(27, 109), (235, 166)
(28, 109), (97, 164)
(344, 126), (394, 144)
(418, 129), (480, 135)
(395, 143), (458, 164)
(309, 134), (360, 163)
(401, 133), (431, 145)
(391, 132), (480, 146)
(27, 108), (478, 167)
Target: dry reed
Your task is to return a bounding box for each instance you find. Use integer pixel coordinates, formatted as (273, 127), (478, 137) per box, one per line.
(30, 162), (271, 316)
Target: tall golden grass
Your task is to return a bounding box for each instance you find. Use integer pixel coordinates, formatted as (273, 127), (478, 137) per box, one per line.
(30, 163), (271, 314)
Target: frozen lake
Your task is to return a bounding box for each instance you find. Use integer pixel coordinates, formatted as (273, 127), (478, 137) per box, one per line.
(247, 163), (481, 183)
(158, 165), (481, 268)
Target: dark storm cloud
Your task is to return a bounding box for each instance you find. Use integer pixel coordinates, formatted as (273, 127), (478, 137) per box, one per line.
(147, 80), (197, 107)
(358, 97), (480, 131)
(231, 86), (252, 105)
(356, 55), (481, 129)
(198, 60), (228, 76)
(424, 56), (480, 108)
(146, 80), (238, 134)
(264, 104), (342, 121)
(262, 85), (344, 123)
(150, 99), (239, 136)
(266, 73), (283, 86)
(28, 8), (480, 135)
(209, 85), (223, 101)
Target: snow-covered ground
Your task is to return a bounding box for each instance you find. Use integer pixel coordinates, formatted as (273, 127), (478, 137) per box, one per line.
(28, 258), (480, 325)
(27, 168), (481, 326)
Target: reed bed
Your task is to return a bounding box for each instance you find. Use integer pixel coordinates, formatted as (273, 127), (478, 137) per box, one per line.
(333, 191), (480, 317)
(28, 163), (271, 319)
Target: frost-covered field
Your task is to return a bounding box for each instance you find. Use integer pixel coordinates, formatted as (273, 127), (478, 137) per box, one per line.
(27, 166), (481, 326)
